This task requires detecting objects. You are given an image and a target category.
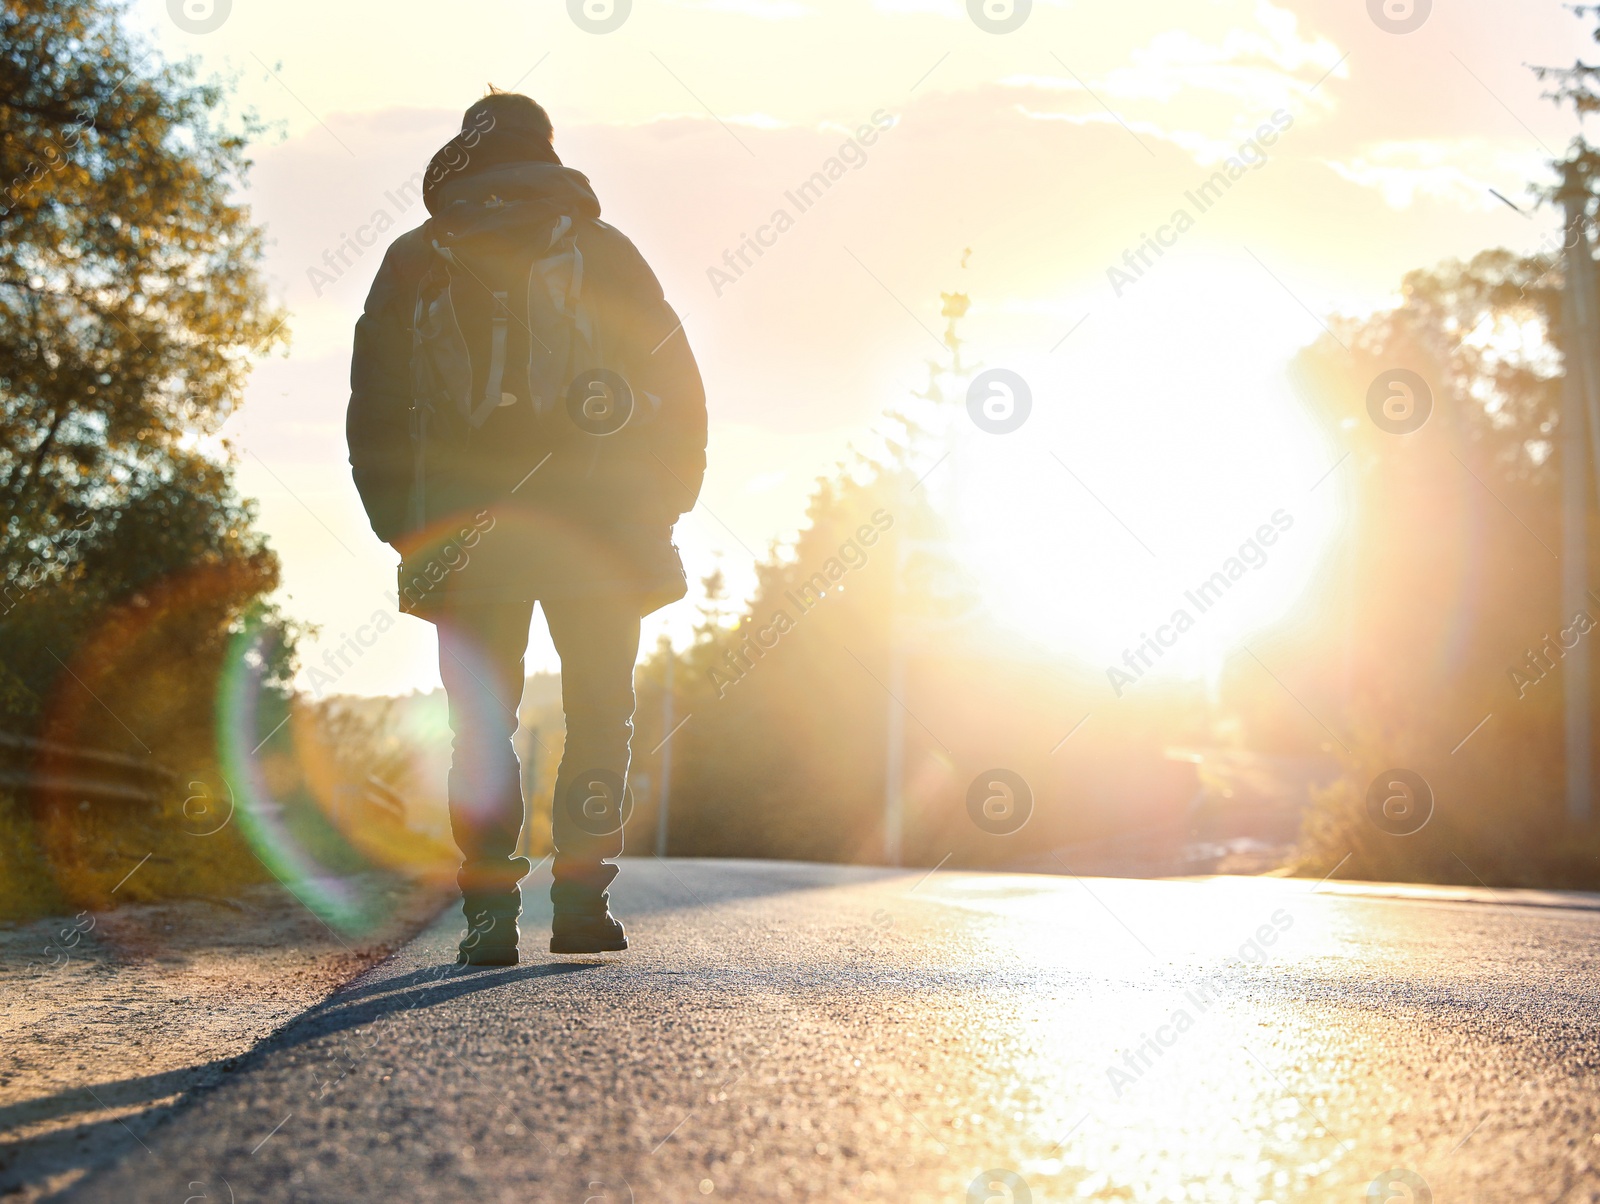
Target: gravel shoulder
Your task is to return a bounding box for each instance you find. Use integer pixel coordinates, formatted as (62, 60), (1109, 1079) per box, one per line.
(0, 876), (450, 1201)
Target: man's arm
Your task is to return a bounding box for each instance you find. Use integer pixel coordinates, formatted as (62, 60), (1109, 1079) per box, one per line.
(641, 293), (708, 520)
(600, 230), (708, 520)
(347, 232), (426, 546)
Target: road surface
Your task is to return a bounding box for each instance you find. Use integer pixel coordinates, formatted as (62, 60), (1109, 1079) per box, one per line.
(66, 859), (1600, 1202)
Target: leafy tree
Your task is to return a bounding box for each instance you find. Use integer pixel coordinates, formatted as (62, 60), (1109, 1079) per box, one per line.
(1532, 4), (1600, 121)
(0, 0), (286, 726)
(1285, 250), (1600, 886)
(655, 460), (913, 861)
(0, 0), (290, 909)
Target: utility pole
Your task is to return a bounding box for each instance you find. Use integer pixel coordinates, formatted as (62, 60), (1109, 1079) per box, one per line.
(656, 646), (674, 856)
(1559, 160), (1595, 823)
(883, 625), (905, 867)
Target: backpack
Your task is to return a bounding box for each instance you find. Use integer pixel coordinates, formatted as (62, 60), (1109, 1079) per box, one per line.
(405, 197), (636, 535)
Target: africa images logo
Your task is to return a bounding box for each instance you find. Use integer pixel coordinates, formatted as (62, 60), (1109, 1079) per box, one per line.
(167, 0), (230, 34)
(1367, 0), (1431, 35)
(569, 0), (631, 33)
(967, 369), (1032, 434)
(967, 0), (1030, 35)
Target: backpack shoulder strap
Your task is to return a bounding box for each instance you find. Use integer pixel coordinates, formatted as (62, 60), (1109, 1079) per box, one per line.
(526, 215), (588, 419)
(480, 287), (511, 424)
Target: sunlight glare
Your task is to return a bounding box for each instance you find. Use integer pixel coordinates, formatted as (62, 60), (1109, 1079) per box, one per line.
(940, 255), (1344, 689)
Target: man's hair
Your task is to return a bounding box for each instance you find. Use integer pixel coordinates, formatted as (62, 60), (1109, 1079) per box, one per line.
(464, 87), (553, 144)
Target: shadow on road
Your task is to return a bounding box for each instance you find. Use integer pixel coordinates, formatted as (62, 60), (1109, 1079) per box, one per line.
(1, 962), (605, 1197)
(286, 959), (602, 1048)
(13, 860), (911, 1200)
(0, 1057), (241, 1200)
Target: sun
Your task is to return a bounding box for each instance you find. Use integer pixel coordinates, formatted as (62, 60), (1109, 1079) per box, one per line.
(929, 256), (1345, 689)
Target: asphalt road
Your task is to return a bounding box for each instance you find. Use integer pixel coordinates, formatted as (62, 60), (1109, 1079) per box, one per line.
(66, 859), (1600, 1203)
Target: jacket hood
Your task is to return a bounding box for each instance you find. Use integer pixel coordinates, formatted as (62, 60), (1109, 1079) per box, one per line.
(423, 154), (601, 220)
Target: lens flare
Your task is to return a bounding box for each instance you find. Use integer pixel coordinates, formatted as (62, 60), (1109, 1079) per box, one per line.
(216, 615), (369, 930)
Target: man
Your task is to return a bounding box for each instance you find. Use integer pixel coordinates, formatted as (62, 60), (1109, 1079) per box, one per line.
(346, 90), (706, 963)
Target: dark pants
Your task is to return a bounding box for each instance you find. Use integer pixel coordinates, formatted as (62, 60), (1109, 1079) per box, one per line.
(436, 594), (641, 904)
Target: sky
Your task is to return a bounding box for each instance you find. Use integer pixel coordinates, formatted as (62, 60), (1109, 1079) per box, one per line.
(131, 0), (1594, 697)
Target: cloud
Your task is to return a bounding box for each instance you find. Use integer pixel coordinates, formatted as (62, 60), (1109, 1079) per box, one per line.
(1008, 1), (1344, 166)
(724, 112), (793, 130)
(868, 0), (966, 15)
(867, 0), (1070, 17)
(1322, 140), (1550, 211)
(1097, 3), (1343, 102)
(663, 0), (813, 17)
(1011, 103), (1179, 151)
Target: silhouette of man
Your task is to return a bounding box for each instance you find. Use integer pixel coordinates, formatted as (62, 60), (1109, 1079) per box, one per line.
(347, 90), (706, 962)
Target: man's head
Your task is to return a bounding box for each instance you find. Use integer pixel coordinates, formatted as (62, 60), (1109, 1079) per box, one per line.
(422, 88), (562, 213)
(463, 88), (553, 148)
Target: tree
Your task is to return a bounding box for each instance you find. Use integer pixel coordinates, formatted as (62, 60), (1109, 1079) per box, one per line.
(0, 0), (287, 722)
(1285, 250), (1600, 886)
(656, 459), (913, 861)
(1532, 4), (1600, 121)
(0, 0), (291, 908)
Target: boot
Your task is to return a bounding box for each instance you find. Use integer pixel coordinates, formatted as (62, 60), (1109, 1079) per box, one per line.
(550, 862), (627, 954)
(458, 890), (521, 965)
(455, 856), (530, 966)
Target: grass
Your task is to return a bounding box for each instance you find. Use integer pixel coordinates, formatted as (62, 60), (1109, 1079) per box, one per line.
(0, 765), (458, 925)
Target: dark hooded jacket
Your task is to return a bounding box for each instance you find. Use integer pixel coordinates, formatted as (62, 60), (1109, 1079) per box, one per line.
(346, 134), (707, 615)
